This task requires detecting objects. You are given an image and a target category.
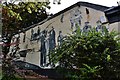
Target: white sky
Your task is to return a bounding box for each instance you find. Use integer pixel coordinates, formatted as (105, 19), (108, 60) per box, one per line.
(48, 0), (119, 14)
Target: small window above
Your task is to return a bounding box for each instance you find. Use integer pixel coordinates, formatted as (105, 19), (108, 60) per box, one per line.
(86, 8), (89, 14)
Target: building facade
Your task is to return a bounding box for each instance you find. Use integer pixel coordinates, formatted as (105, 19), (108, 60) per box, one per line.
(9, 2), (120, 67)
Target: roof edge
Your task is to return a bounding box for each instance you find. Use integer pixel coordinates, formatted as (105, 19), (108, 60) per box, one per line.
(17, 1), (109, 34)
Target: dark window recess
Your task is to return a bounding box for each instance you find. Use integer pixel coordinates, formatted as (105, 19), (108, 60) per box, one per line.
(105, 6), (120, 23)
(106, 14), (120, 23)
(23, 33), (26, 42)
(60, 14), (64, 23)
(86, 8), (89, 14)
(19, 50), (27, 57)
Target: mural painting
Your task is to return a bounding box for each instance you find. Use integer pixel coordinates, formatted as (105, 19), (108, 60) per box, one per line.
(86, 8), (90, 22)
(60, 14), (64, 23)
(83, 22), (91, 32)
(57, 31), (63, 46)
(31, 28), (34, 40)
(23, 32), (26, 42)
(37, 27), (41, 35)
(10, 34), (20, 58)
(45, 31), (49, 66)
(38, 27), (56, 67)
(40, 30), (47, 67)
(96, 20), (109, 34)
(49, 27), (56, 51)
(70, 8), (82, 33)
(31, 27), (41, 41)
(96, 20), (103, 32)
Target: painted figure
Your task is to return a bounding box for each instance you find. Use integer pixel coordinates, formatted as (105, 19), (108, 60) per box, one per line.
(39, 27), (56, 67)
(23, 32), (26, 42)
(40, 30), (46, 67)
(83, 22), (91, 32)
(57, 31), (63, 46)
(37, 27), (41, 42)
(37, 27), (40, 35)
(86, 8), (90, 22)
(45, 32), (50, 66)
(96, 20), (102, 32)
(31, 29), (34, 40)
(60, 14), (64, 23)
(49, 27), (56, 51)
(70, 8), (82, 33)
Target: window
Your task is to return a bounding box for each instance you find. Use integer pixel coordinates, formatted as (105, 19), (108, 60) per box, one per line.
(86, 8), (89, 14)
(60, 14), (64, 23)
(23, 32), (26, 42)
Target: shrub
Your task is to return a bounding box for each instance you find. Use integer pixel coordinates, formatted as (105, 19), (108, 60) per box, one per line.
(50, 27), (120, 80)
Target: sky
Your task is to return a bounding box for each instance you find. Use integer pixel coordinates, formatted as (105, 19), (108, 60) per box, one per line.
(47, 0), (119, 14)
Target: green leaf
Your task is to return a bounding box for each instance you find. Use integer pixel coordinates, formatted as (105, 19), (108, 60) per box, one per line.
(107, 54), (110, 61)
(27, 7), (32, 13)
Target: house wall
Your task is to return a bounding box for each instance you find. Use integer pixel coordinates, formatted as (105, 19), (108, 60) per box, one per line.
(108, 22), (120, 32)
(9, 5), (108, 67)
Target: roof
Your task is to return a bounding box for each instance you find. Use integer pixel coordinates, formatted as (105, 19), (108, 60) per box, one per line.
(105, 6), (120, 23)
(19, 1), (109, 33)
(48, 1), (109, 20)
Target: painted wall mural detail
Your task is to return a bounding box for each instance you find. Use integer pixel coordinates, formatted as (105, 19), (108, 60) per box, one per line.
(45, 31), (49, 65)
(83, 22), (91, 32)
(39, 27), (56, 67)
(31, 28), (34, 40)
(100, 16), (106, 23)
(40, 30), (47, 67)
(96, 20), (109, 34)
(10, 34), (20, 58)
(23, 32), (26, 42)
(96, 20), (103, 32)
(60, 14), (64, 23)
(57, 31), (63, 46)
(49, 27), (56, 51)
(30, 27), (41, 41)
(86, 8), (90, 22)
(70, 8), (82, 33)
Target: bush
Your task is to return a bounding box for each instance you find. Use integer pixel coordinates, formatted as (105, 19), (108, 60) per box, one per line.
(50, 27), (120, 80)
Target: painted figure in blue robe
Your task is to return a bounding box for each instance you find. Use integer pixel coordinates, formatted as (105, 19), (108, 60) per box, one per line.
(37, 27), (41, 42)
(57, 31), (63, 46)
(49, 27), (56, 51)
(31, 29), (34, 40)
(37, 27), (40, 35)
(45, 32), (50, 66)
(40, 30), (46, 67)
(96, 20), (102, 32)
(83, 22), (91, 32)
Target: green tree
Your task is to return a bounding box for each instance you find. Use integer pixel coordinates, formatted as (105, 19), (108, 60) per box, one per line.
(2, 1), (50, 79)
(50, 27), (120, 80)
(2, 1), (50, 36)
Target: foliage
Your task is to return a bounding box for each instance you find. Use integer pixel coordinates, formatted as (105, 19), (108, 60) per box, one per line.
(2, 1), (50, 79)
(50, 27), (120, 80)
(2, 1), (50, 56)
(2, 2), (50, 35)
(1, 58), (23, 80)
(1, 75), (23, 80)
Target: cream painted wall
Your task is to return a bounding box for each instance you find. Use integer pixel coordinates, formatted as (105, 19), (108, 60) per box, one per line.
(10, 5), (109, 66)
(108, 22), (119, 32)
